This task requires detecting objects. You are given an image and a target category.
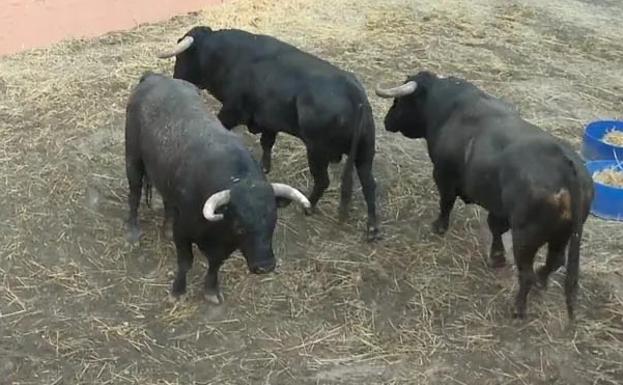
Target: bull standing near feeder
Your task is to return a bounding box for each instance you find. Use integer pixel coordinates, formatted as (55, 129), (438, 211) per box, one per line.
(375, 71), (594, 320)
(125, 72), (311, 304)
(156, 26), (381, 241)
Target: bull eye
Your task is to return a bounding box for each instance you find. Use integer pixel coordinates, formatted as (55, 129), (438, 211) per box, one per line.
(234, 222), (246, 235)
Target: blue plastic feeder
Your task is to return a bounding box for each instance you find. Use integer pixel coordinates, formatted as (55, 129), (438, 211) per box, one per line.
(582, 120), (623, 161)
(585, 160), (623, 221)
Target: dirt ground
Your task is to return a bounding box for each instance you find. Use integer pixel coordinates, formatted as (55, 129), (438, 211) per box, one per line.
(1, 0), (622, 384)
(0, 0), (222, 56)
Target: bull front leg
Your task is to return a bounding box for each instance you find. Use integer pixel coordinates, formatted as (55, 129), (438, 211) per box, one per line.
(306, 148), (330, 214)
(198, 245), (232, 304)
(204, 257), (225, 305)
(487, 213), (509, 268)
(432, 167), (457, 235)
(169, 227), (194, 302)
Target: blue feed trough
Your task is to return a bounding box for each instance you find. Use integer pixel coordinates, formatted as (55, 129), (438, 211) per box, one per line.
(585, 160), (623, 221)
(582, 120), (623, 161)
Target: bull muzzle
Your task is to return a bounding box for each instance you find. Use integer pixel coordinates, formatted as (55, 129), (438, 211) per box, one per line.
(249, 260), (276, 275)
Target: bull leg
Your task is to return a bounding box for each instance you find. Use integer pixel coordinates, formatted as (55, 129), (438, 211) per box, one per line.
(170, 227), (194, 301)
(143, 176), (152, 209)
(125, 157), (144, 244)
(355, 156), (380, 241)
(432, 168), (457, 235)
(511, 228), (540, 319)
(204, 256), (225, 305)
(197, 245), (231, 304)
(487, 214), (509, 268)
(217, 105), (241, 130)
(260, 132), (277, 174)
(160, 200), (174, 241)
(536, 235), (569, 289)
(306, 149), (330, 213)
(338, 159), (354, 223)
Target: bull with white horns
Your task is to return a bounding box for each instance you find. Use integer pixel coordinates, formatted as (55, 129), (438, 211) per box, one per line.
(125, 72), (310, 304)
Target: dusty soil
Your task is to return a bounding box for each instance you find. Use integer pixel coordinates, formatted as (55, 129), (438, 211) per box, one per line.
(1, 0), (622, 384)
(0, 0), (223, 56)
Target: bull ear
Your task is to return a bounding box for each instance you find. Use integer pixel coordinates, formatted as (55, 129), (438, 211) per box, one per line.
(214, 204), (229, 215)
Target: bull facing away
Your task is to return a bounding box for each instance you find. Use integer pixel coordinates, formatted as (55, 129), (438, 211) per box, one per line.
(376, 71), (594, 320)
(125, 72), (310, 304)
(157, 26), (381, 241)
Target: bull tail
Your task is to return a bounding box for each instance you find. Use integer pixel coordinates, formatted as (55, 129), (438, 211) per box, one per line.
(563, 156), (586, 321)
(339, 103), (365, 218)
(143, 176), (152, 209)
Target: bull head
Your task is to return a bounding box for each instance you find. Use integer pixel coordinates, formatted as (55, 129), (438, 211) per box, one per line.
(202, 183), (311, 221)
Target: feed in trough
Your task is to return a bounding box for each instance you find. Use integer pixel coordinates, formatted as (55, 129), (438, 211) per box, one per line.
(603, 129), (623, 147)
(593, 166), (623, 188)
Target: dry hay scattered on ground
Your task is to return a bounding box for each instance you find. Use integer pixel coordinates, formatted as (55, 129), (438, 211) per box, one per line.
(1, 0), (623, 384)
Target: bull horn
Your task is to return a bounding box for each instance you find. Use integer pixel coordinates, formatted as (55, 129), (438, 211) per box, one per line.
(271, 183), (311, 209)
(375, 80), (417, 98)
(202, 189), (231, 221)
(157, 36), (194, 59)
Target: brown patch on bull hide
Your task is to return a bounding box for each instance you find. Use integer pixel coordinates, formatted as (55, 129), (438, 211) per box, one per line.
(545, 188), (572, 221)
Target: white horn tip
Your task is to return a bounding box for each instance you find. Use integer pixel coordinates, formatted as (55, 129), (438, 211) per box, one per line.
(301, 198), (311, 209)
(203, 211), (224, 222)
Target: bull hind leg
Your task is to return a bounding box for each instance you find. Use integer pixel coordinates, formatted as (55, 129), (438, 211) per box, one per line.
(259, 132), (277, 174)
(511, 226), (543, 319)
(487, 214), (509, 268)
(160, 200), (174, 241)
(306, 148), (330, 212)
(338, 157), (354, 223)
(432, 167), (458, 235)
(536, 233), (570, 289)
(143, 176), (152, 208)
(355, 156), (380, 241)
(125, 156), (145, 243)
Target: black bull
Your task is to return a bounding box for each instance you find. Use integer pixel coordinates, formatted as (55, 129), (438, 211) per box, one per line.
(376, 71), (594, 320)
(157, 26), (380, 241)
(125, 72), (310, 304)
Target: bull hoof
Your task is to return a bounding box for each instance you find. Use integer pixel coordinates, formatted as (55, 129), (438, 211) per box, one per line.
(261, 157), (271, 174)
(366, 226), (382, 242)
(126, 226), (141, 244)
(168, 292), (187, 304)
(338, 207), (349, 223)
(204, 291), (224, 305)
(303, 205), (315, 216)
(535, 267), (549, 290)
(512, 310), (526, 320)
(488, 257), (506, 269)
(431, 219), (448, 235)
(160, 225), (173, 241)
